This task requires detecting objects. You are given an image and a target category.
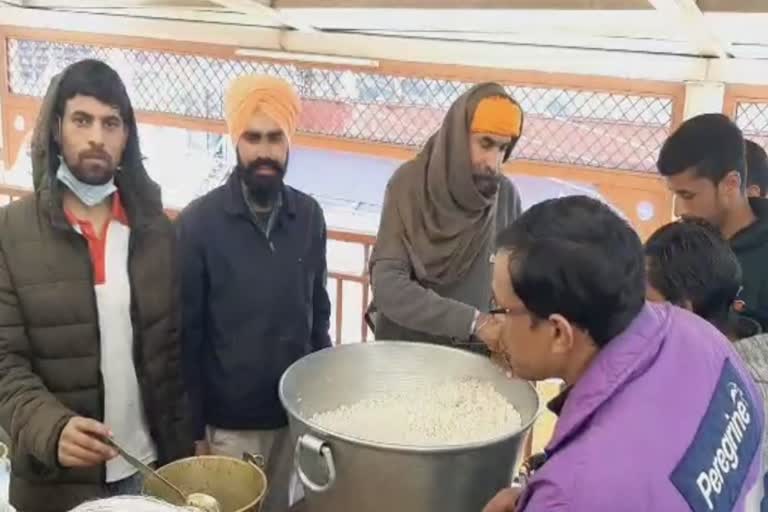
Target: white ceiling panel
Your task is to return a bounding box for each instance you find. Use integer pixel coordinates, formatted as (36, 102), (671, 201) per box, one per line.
(2, 0), (768, 84)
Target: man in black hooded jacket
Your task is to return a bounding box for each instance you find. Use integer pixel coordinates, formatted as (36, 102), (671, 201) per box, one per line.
(658, 113), (768, 331)
(0, 59), (191, 512)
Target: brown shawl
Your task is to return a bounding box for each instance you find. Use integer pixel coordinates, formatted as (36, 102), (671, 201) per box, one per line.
(370, 83), (523, 286)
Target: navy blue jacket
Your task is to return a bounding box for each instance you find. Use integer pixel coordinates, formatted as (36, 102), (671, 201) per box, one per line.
(177, 173), (331, 437)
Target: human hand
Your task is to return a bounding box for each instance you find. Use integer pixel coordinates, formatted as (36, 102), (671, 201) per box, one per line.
(58, 417), (117, 468)
(483, 486), (522, 512)
(474, 313), (503, 351)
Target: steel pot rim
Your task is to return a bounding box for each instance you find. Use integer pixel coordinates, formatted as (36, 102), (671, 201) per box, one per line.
(279, 342), (543, 454)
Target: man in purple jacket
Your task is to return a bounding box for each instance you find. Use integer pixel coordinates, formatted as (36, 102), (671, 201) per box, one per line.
(483, 196), (765, 512)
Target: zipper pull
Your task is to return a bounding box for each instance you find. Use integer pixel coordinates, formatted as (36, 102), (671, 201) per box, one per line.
(269, 240), (275, 252)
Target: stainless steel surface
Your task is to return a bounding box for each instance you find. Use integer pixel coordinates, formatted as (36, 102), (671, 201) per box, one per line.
(143, 454), (267, 512)
(279, 341), (541, 512)
(106, 437), (188, 505)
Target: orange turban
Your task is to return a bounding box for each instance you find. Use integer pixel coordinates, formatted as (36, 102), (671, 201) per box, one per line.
(470, 96), (523, 138)
(224, 75), (302, 146)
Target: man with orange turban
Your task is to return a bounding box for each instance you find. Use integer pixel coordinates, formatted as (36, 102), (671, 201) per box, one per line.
(177, 75), (331, 512)
(370, 83), (524, 350)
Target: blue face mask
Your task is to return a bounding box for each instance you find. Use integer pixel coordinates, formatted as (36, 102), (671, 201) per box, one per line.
(56, 159), (117, 207)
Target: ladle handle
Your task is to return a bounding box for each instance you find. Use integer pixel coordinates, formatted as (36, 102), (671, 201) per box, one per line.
(243, 452), (265, 468)
(104, 437), (187, 504)
(294, 434), (336, 494)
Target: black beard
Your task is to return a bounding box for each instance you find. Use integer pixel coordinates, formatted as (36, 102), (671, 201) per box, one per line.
(472, 173), (501, 197)
(237, 157), (286, 206)
(67, 150), (116, 186)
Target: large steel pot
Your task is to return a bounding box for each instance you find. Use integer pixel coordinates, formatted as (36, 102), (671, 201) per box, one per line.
(279, 342), (540, 512)
(143, 454), (266, 512)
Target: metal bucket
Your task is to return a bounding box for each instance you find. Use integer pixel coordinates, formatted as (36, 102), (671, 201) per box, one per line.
(143, 454), (267, 512)
(279, 342), (540, 512)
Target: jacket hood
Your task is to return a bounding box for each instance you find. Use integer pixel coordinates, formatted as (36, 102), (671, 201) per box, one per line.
(546, 302), (670, 454)
(30, 62), (164, 228)
(730, 198), (768, 253)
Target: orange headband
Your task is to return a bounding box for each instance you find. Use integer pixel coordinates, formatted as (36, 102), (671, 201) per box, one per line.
(471, 96), (523, 138)
(224, 75), (301, 146)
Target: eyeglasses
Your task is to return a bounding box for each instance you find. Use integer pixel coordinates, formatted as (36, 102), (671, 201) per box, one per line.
(488, 300), (530, 318)
(451, 303), (530, 350)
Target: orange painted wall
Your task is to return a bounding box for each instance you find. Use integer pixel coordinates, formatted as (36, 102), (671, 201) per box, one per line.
(2, 97), (37, 170)
(510, 160), (673, 240)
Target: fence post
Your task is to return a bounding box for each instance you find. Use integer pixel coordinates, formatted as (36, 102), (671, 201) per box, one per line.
(683, 80), (725, 121)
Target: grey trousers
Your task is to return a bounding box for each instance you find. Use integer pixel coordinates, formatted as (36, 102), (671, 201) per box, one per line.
(207, 427), (301, 512)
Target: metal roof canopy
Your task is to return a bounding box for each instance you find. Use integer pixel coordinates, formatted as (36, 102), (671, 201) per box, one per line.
(1, 0), (768, 84)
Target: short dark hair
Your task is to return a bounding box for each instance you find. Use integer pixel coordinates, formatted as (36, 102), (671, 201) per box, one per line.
(496, 196), (645, 348)
(645, 218), (741, 335)
(657, 113), (746, 187)
(746, 139), (768, 197)
(54, 59), (135, 128)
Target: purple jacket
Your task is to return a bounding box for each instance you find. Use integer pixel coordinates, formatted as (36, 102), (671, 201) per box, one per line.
(519, 303), (766, 512)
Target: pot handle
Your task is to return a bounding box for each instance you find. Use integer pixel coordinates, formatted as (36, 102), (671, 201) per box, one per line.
(243, 452), (265, 468)
(294, 433), (336, 494)
(243, 452), (268, 512)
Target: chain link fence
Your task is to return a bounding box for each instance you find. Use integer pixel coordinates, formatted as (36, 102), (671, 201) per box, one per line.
(735, 101), (768, 148)
(7, 38), (673, 172)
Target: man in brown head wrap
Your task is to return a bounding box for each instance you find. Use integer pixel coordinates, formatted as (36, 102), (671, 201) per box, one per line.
(177, 75), (330, 512)
(370, 83), (524, 349)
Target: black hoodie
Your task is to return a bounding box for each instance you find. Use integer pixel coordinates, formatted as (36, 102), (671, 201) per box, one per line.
(730, 198), (768, 330)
